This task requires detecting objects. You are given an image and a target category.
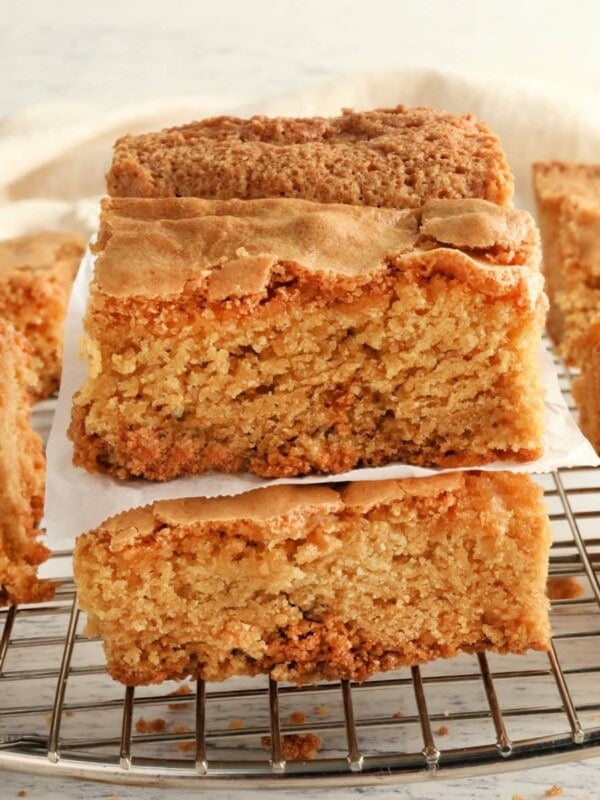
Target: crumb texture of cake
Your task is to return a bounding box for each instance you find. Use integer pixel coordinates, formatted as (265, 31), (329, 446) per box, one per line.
(573, 320), (600, 452)
(69, 196), (546, 480)
(0, 320), (53, 605)
(73, 473), (552, 686)
(107, 106), (514, 208)
(0, 230), (85, 399)
(533, 161), (600, 364)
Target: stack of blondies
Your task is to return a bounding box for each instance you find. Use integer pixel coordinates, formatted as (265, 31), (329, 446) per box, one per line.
(68, 107), (553, 686)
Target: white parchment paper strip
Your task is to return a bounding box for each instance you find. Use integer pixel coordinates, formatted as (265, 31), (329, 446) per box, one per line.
(45, 249), (600, 549)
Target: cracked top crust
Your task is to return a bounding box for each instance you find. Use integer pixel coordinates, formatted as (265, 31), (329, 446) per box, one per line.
(106, 106), (514, 208)
(94, 196), (541, 304)
(84, 476), (472, 543)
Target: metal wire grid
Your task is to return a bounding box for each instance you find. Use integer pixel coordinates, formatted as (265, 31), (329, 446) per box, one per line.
(1, 349), (600, 788)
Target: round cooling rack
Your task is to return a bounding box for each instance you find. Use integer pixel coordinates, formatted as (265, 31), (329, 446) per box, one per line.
(1, 347), (600, 789)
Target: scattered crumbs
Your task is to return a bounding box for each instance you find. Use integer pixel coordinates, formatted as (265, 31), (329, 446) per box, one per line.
(135, 716), (166, 734)
(547, 576), (584, 600)
(17, 792), (26, 798)
(436, 725), (449, 736)
(261, 733), (323, 761)
(511, 795), (525, 800)
(44, 714), (52, 726)
(443, 709), (450, 717)
(167, 684), (193, 711)
(392, 710), (403, 719)
(65, 711), (74, 718)
(544, 786), (563, 797)
(288, 711), (306, 725)
(172, 724), (192, 734)
(172, 723), (194, 751)
(228, 718), (245, 730)
(312, 704), (331, 718)
(107, 796), (120, 800)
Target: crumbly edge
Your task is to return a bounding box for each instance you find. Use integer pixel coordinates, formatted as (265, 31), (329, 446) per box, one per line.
(69, 265), (546, 479)
(0, 321), (53, 605)
(0, 233), (84, 399)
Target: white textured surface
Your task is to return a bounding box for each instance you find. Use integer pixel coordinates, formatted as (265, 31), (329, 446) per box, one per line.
(1, 0), (600, 115)
(2, 1), (600, 796)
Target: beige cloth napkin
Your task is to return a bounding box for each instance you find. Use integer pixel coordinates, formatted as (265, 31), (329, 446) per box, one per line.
(0, 66), (599, 237)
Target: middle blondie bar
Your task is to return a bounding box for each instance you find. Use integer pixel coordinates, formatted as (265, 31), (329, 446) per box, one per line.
(69, 196), (546, 480)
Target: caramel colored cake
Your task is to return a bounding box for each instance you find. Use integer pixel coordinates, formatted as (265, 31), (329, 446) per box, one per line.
(0, 320), (52, 606)
(107, 106), (514, 208)
(73, 473), (552, 685)
(533, 162), (600, 365)
(573, 320), (600, 452)
(0, 231), (85, 399)
(69, 196), (546, 480)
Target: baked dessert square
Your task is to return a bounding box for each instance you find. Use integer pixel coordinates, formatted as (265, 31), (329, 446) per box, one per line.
(73, 472), (552, 686)
(573, 320), (600, 452)
(0, 231), (86, 399)
(107, 105), (514, 208)
(69, 196), (546, 480)
(533, 161), (600, 365)
(0, 319), (52, 606)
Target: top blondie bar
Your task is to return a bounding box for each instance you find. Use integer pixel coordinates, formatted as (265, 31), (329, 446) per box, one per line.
(107, 106), (514, 208)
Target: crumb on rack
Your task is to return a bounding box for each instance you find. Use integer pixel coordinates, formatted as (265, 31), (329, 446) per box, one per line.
(546, 576), (584, 600)
(172, 724), (192, 734)
(288, 711), (306, 725)
(167, 684), (193, 710)
(172, 723), (195, 753)
(312, 704), (331, 718)
(17, 792), (26, 798)
(135, 716), (166, 734)
(392, 710), (403, 719)
(261, 733), (323, 761)
(544, 786), (563, 797)
(436, 725), (449, 736)
(228, 718), (245, 730)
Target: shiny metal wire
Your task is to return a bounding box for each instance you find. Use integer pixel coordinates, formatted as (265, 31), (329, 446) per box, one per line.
(1, 344), (600, 787)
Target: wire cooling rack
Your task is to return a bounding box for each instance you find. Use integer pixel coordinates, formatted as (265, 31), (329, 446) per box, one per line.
(1, 348), (600, 789)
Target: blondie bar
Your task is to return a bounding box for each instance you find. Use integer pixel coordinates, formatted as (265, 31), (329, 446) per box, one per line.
(107, 106), (514, 208)
(533, 161), (600, 364)
(0, 320), (52, 605)
(68, 196), (546, 480)
(73, 473), (551, 685)
(0, 231), (85, 399)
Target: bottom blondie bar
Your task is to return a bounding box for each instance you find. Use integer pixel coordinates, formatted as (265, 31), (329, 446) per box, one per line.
(74, 473), (551, 685)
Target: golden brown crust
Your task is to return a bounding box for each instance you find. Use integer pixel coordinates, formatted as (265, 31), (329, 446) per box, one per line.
(0, 231), (85, 399)
(0, 320), (53, 606)
(107, 106), (514, 208)
(74, 472), (551, 686)
(94, 197), (540, 301)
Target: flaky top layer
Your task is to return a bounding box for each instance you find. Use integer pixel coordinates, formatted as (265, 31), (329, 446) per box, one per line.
(85, 474), (477, 544)
(533, 162), (600, 207)
(107, 106), (514, 207)
(94, 196), (541, 303)
(0, 231), (85, 278)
